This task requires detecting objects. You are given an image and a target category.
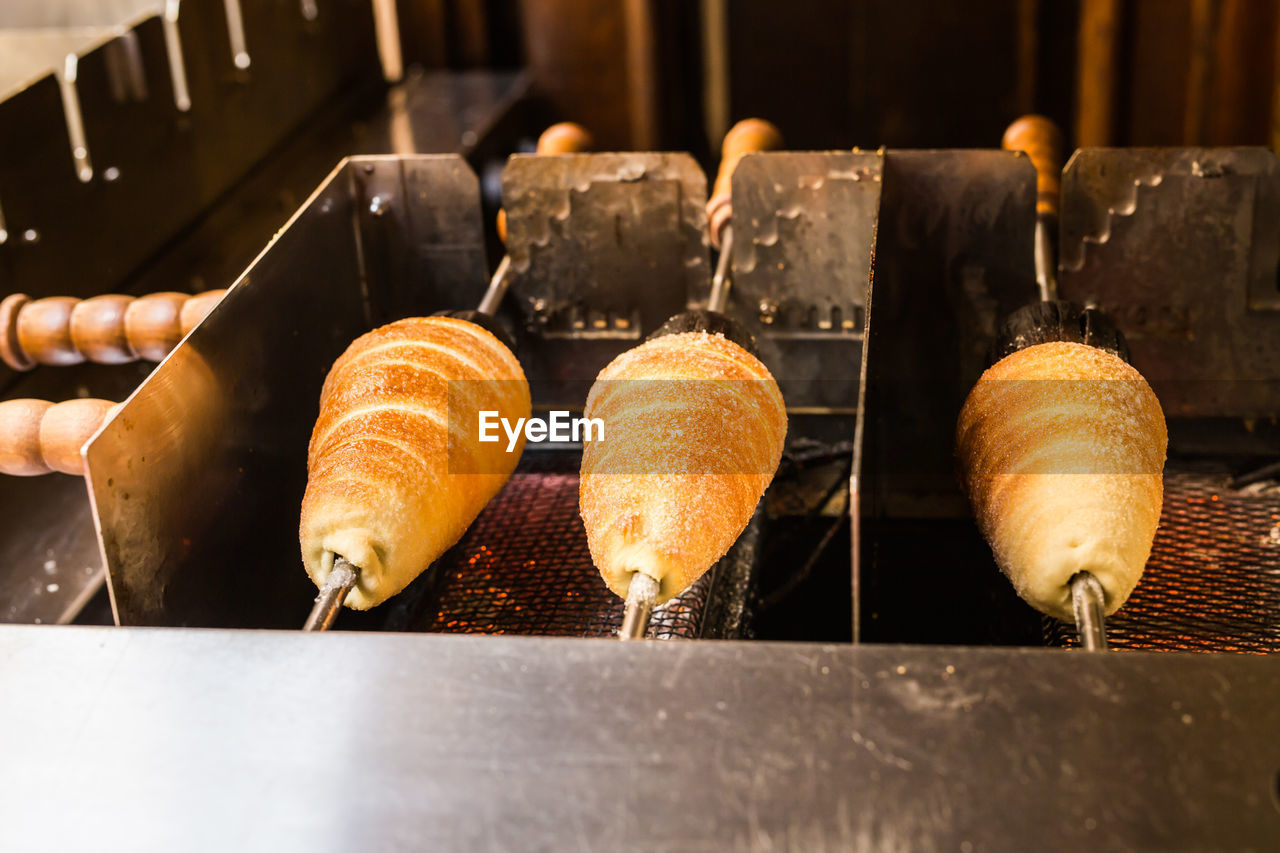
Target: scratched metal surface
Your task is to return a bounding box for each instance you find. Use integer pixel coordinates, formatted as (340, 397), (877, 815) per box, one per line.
(1, 625), (1277, 851)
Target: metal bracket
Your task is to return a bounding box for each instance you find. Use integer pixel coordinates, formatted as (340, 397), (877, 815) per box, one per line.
(1059, 147), (1280, 417)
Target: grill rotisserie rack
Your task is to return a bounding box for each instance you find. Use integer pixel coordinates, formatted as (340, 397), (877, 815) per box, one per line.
(340, 452), (747, 639)
(78, 146), (1280, 653)
(84, 151), (866, 636)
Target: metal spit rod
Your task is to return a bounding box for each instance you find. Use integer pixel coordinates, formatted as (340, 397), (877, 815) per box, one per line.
(1002, 115), (1061, 303)
(1005, 116), (1111, 651)
(707, 225), (733, 314)
(619, 571), (660, 640)
(301, 257), (501, 633)
(303, 552), (359, 630)
(705, 119), (783, 318)
(300, 125), (597, 632)
(615, 120), (782, 641)
(476, 254), (511, 317)
(1070, 572), (1108, 651)
(620, 122), (774, 638)
(1033, 219), (1056, 302)
(303, 256), (500, 632)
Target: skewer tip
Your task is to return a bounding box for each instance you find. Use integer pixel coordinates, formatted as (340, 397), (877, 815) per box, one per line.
(1070, 571), (1109, 651)
(619, 571), (660, 640)
(303, 553), (359, 631)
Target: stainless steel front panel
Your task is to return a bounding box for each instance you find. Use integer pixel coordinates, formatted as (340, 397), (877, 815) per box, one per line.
(0, 625), (1276, 851)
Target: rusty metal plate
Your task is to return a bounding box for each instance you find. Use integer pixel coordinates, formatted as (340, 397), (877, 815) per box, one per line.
(731, 150), (880, 333)
(1058, 147), (1280, 417)
(499, 153), (710, 395)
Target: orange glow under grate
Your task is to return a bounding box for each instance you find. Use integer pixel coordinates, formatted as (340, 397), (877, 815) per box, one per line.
(418, 471), (711, 638)
(1046, 468), (1280, 652)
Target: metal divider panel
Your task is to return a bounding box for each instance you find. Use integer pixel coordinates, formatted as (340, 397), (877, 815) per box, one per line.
(859, 149), (1039, 643)
(348, 155), (489, 325)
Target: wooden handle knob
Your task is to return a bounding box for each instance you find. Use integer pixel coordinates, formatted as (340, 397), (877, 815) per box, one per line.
(1002, 114), (1063, 219)
(0, 289), (225, 370)
(535, 122), (594, 155)
(0, 397), (117, 475)
(708, 118), (784, 246)
(498, 123), (595, 243)
(179, 290), (225, 336)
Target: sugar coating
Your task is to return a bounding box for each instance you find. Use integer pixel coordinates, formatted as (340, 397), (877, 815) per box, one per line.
(956, 342), (1167, 620)
(579, 331), (788, 603)
(300, 316), (530, 609)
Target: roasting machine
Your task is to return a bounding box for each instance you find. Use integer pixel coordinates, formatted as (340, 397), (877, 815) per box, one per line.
(1, 3), (1278, 850)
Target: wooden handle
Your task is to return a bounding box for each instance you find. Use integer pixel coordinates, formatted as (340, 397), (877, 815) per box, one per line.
(708, 118), (784, 246)
(0, 397), (117, 475)
(0, 289), (225, 371)
(535, 121), (594, 155)
(498, 123), (595, 243)
(1002, 115), (1063, 219)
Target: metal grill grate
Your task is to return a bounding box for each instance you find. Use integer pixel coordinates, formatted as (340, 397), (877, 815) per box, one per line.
(1045, 468), (1280, 652)
(411, 465), (712, 638)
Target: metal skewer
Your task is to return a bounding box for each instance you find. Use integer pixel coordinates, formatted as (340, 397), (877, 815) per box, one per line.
(1002, 115), (1062, 303)
(619, 571), (660, 640)
(614, 120), (782, 640)
(1033, 216), (1057, 302)
(707, 225), (733, 314)
(1070, 571), (1108, 651)
(705, 119), (782, 317)
(300, 125), (596, 631)
(304, 263), (504, 633)
(303, 552), (359, 631)
(304, 250), (499, 632)
(1005, 117), (1112, 651)
(476, 254), (511, 317)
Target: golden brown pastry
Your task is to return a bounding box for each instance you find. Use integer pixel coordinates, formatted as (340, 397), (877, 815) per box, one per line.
(579, 331), (787, 604)
(300, 316), (530, 609)
(956, 341), (1167, 620)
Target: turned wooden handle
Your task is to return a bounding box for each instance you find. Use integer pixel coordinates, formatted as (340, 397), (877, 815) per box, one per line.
(1002, 115), (1063, 219)
(497, 123), (595, 243)
(534, 121), (594, 156)
(0, 397), (117, 476)
(708, 118), (784, 246)
(0, 289), (225, 371)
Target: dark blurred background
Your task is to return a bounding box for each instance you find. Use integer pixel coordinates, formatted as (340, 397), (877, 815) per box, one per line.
(398, 0), (1280, 155)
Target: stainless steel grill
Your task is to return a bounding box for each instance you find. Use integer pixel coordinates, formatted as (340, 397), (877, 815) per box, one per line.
(1045, 466), (1280, 652)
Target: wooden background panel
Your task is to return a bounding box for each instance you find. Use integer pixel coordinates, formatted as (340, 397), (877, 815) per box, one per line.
(392, 0), (1280, 152)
